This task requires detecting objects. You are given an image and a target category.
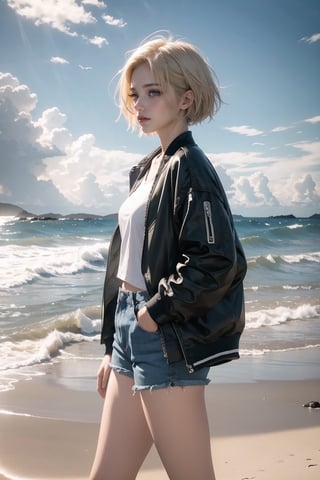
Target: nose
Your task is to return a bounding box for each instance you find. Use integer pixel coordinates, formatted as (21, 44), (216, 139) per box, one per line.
(134, 96), (144, 111)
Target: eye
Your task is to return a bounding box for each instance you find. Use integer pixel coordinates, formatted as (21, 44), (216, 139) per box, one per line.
(148, 89), (161, 97)
(128, 92), (138, 101)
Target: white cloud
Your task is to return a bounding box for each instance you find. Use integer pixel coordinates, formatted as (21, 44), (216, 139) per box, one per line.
(208, 144), (320, 216)
(78, 64), (93, 70)
(225, 125), (264, 136)
(291, 174), (319, 205)
(82, 0), (105, 7)
(289, 141), (320, 172)
(232, 176), (260, 205)
(41, 134), (141, 211)
(231, 172), (279, 208)
(300, 33), (320, 44)
(50, 56), (69, 65)
(1, 71), (319, 217)
(101, 14), (127, 27)
(86, 35), (109, 48)
(0, 72), (73, 212)
(0, 72), (37, 113)
(36, 107), (72, 151)
(0, 72), (139, 215)
(212, 151), (275, 175)
(7, 0), (96, 36)
(271, 125), (292, 132)
(304, 115), (320, 124)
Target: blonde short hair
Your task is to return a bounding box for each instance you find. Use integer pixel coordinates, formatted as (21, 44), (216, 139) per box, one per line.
(117, 34), (221, 129)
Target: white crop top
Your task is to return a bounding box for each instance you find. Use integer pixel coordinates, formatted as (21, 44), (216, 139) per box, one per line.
(117, 155), (162, 290)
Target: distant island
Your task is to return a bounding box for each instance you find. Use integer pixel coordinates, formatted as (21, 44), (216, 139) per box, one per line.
(0, 202), (319, 221)
(267, 213), (320, 219)
(0, 202), (117, 221)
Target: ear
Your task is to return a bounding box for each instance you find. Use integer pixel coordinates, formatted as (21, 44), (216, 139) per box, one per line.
(179, 89), (194, 110)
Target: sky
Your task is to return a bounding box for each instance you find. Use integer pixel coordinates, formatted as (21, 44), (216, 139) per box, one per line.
(0, 0), (319, 217)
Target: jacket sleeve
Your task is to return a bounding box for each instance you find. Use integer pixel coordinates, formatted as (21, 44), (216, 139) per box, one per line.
(146, 155), (245, 325)
(100, 226), (122, 353)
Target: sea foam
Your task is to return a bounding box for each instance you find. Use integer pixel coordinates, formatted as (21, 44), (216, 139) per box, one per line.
(246, 303), (320, 329)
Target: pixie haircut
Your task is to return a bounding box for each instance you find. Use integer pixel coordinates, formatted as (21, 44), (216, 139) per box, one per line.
(117, 35), (221, 129)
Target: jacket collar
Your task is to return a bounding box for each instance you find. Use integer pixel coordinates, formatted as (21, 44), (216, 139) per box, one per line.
(164, 130), (196, 157)
(130, 131), (196, 189)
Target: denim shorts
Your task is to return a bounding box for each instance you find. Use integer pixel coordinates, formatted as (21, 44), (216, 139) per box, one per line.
(109, 288), (210, 392)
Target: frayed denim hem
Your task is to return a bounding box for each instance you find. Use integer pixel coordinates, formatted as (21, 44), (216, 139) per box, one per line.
(109, 363), (134, 379)
(133, 377), (210, 394)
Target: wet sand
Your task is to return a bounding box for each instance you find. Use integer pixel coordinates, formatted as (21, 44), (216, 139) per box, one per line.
(0, 353), (319, 480)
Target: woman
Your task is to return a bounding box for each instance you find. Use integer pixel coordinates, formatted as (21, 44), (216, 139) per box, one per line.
(90, 34), (247, 480)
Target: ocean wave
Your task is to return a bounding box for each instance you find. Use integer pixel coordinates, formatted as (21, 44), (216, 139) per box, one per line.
(2, 302), (319, 373)
(0, 242), (108, 289)
(246, 303), (320, 329)
(236, 219), (319, 245)
(287, 223), (304, 229)
(247, 251), (320, 268)
(240, 343), (320, 356)
(241, 235), (274, 247)
(267, 222), (318, 237)
(0, 308), (101, 371)
(245, 283), (317, 292)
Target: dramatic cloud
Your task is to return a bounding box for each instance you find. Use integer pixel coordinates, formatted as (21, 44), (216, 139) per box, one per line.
(40, 134), (141, 212)
(101, 14), (127, 27)
(210, 147), (320, 216)
(231, 172), (279, 208)
(300, 33), (320, 44)
(0, 73), (74, 212)
(291, 174), (318, 204)
(0, 71), (139, 214)
(0, 72), (37, 113)
(232, 177), (260, 205)
(36, 107), (72, 151)
(1, 71), (319, 217)
(7, 0), (96, 36)
(225, 125), (264, 137)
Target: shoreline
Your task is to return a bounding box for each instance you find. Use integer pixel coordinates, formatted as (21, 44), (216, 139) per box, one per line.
(0, 350), (320, 479)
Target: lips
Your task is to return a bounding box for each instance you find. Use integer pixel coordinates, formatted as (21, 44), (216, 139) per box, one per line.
(138, 115), (150, 123)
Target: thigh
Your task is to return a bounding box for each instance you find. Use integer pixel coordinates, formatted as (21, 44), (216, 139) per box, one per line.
(90, 370), (153, 480)
(140, 385), (215, 480)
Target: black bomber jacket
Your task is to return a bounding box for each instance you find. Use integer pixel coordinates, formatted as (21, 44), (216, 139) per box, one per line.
(101, 131), (247, 372)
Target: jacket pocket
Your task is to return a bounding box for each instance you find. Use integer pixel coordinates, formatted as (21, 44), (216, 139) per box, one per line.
(203, 201), (215, 244)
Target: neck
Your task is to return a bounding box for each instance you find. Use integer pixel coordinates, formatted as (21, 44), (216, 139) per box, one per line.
(158, 123), (189, 153)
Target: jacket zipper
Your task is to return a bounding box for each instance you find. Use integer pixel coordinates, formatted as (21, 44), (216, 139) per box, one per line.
(140, 158), (192, 372)
(142, 155), (165, 292)
(171, 323), (194, 373)
(179, 188), (193, 240)
(203, 201), (215, 244)
(159, 327), (168, 359)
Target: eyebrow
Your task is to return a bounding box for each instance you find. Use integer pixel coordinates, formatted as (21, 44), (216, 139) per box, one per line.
(130, 83), (161, 91)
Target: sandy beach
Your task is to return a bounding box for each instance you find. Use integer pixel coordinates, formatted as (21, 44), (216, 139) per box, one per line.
(0, 351), (319, 480)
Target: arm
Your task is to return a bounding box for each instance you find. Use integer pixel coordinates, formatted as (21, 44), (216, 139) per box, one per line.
(146, 163), (241, 326)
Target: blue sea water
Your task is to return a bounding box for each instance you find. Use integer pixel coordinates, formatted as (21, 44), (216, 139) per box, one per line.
(0, 215), (319, 391)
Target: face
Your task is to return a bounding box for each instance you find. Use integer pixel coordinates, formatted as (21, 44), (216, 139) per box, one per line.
(129, 63), (191, 148)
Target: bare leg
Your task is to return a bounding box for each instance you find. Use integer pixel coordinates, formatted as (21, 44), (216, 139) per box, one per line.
(141, 385), (215, 480)
(89, 370), (153, 480)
